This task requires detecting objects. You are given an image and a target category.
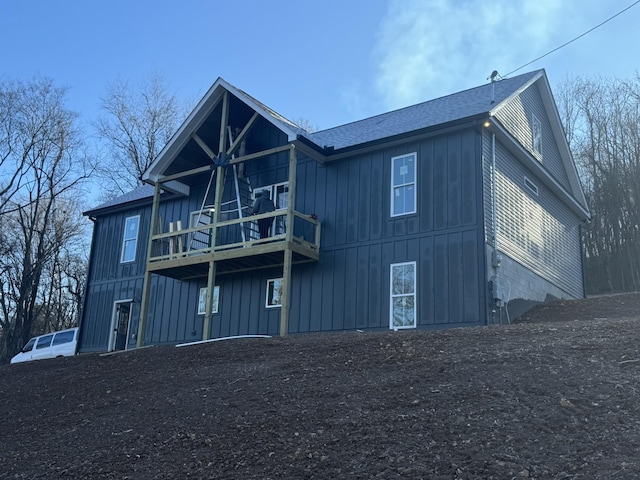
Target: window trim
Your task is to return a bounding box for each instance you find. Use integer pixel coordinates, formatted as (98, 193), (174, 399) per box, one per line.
(391, 152), (417, 217)
(389, 261), (417, 330)
(265, 278), (283, 308)
(532, 114), (542, 156)
(198, 286), (220, 315)
(120, 215), (140, 263)
(253, 182), (289, 237)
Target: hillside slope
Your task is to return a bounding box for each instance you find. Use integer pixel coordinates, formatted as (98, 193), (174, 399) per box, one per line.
(2, 293), (640, 479)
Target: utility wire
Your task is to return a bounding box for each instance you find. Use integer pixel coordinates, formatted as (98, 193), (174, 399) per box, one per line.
(504, 0), (640, 77)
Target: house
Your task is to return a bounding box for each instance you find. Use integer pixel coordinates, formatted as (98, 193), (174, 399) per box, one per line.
(78, 70), (589, 353)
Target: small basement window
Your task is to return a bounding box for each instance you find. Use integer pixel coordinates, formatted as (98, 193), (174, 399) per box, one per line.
(198, 286), (220, 315)
(266, 278), (283, 308)
(524, 176), (539, 196)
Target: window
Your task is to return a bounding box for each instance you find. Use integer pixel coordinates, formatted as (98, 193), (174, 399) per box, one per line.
(198, 286), (220, 315)
(390, 262), (417, 329)
(391, 153), (417, 217)
(532, 114), (542, 156)
(266, 278), (283, 308)
(52, 330), (75, 346)
(252, 182), (289, 238)
(36, 334), (54, 349)
(524, 176), (539, 196)
(121, 215), (140, 263)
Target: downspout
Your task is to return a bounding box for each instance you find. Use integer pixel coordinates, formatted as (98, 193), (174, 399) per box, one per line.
(491, 133), (498, 254)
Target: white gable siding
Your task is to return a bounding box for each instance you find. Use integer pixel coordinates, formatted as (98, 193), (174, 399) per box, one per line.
(494, 83), (571, 191)
(485, 135), (584, 299)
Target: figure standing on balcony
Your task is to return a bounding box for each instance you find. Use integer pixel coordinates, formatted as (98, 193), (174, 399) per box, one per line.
(251, 190), (275, 239)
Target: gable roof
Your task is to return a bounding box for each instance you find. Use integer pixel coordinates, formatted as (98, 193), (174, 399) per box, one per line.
(308, 70), (542, 151)
(141, 78), (309, 186)
(84, 184), (156, 217)
(89, 70), (587, 218)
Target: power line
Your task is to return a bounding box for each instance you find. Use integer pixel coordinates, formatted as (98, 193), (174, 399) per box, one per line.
(504, 0), (640, 77)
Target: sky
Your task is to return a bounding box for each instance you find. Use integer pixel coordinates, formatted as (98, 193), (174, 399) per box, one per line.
(1, 0), (638, 133)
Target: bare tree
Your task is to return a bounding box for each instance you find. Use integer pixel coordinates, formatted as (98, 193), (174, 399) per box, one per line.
(291, 117), (321, 134)
(95, 73), (185, 197)
(557, 74), (640, 294)
(0, 78), (91, 363)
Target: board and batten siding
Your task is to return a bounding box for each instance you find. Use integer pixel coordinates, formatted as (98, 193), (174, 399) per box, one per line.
(286, 127), (486, 330)
(494, 83), (571, 191)
(79, 206), (150, 352)
(80, 127), (488, 351)
(483, 131), (584, 299)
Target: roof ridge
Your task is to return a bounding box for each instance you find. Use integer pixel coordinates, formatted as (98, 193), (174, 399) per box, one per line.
(311, 69), (543, 136)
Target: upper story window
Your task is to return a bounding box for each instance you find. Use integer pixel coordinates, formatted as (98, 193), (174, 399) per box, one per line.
(532, 114), (542, 156)
(252, 182), (289, 238)
(391, 153), (417, 217)
(121, 215), (140, 263)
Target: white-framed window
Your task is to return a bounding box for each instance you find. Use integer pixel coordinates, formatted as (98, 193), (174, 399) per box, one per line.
(198, 286), (220, 315)
(391, 153), (417, 217)
(251, 182), (289, 238)
(532, 114), (542, 156)
(390, 262), (417, 329)
(524, 176), (539, 196)
(120, 215), (140, 263)
(266, 278), (283, 308)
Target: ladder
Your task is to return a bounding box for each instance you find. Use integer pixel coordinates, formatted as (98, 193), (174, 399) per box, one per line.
(226, 126), (257, 242)
(185, 127), (257, 252)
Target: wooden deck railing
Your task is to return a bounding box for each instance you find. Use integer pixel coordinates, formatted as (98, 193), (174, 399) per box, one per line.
(148, 209), (320, 264)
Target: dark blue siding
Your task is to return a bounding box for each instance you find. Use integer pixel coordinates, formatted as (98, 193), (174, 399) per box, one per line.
(80, 126), (487, 352)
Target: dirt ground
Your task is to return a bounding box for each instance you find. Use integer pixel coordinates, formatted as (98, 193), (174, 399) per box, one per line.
(2, 293), (640, 479)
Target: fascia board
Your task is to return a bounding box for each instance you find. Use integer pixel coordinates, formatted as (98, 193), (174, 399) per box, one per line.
(219, 79), (302, 143)
(142, 79), (227, 183)
(489, 72), (588, 213)
(535, 76), (589, 211)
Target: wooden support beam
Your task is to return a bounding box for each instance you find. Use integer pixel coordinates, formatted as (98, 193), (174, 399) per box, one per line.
(203, 92), (229, 341)
(192, 133), (216, 160)
(226, 112), (259, 157)
(280, 248), (292, 337)
(279, 144), (297, 337)
(160, 164), (213, 184)
(137, 182), (162, 348)
(227, 144), (292, 165)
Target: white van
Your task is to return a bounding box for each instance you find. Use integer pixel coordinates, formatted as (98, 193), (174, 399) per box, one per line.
(10, 327), (79, 364)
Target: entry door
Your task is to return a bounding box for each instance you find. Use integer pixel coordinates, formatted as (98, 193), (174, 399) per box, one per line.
(114, 303), (131, 351)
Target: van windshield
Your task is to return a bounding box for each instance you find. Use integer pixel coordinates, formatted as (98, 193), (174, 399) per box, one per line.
(22, 338), (36, 352)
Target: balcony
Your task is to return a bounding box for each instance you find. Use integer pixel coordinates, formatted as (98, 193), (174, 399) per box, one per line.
(146, 208), (321, 281)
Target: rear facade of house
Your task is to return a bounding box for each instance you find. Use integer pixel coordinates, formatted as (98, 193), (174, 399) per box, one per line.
(78, 70), (589, 353)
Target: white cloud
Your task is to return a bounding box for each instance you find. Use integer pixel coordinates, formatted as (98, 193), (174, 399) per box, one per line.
(373, 0), (577, 110)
